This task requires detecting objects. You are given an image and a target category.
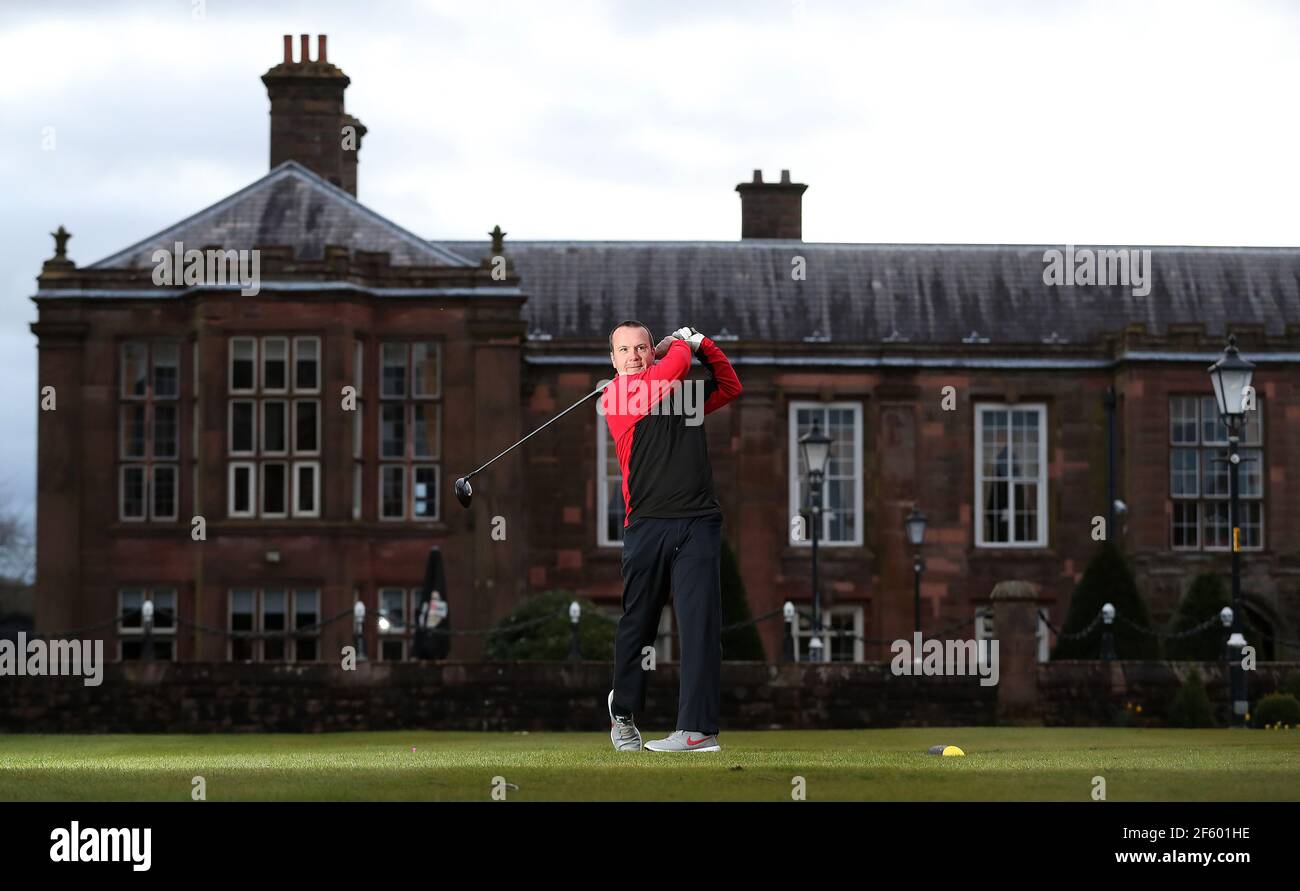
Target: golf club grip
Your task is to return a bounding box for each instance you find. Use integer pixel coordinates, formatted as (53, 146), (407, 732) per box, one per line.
(468, 383), (607, 477)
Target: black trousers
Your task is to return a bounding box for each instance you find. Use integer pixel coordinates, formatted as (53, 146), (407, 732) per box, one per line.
(611, 512), (723, 735)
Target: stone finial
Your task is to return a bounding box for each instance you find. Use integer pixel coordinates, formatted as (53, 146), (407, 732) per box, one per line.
(41, 225), (75, 276)
(489, 224), (507, 255)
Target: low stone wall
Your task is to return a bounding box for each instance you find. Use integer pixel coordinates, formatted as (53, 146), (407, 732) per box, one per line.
(0, 661), (996, 733)
(1039, 661), (1300, 726)
(3, 659), (1294, 733)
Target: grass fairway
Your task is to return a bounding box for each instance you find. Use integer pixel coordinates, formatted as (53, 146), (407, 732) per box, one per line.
(1, 727), (1298, 801)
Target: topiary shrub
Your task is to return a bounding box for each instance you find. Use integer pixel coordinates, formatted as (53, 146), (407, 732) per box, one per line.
(485, 589), (616, 660)
(1052, 542), (1160, 660)
(1167, 668), (1215, 728)
(720, 538), (766, 661)
(1253, 693), (1300, 729)
(1165, 573), (1231, 661)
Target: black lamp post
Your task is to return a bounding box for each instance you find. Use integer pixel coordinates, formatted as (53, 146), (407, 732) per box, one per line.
(799, 422), (832, 662)
(903, 506), (927, 634)
(1208, 334), (1255, 728)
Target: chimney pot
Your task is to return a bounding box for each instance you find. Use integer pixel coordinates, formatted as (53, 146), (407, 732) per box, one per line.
(752, 169), (763, 183)
(780, 169), (791, 184)
(301, 34), (310, 63)
(318, 35), (327, 63)
(282, 34), (292, 63)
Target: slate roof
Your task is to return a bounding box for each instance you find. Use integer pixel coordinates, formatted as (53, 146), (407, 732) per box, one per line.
(90, 161), (473, 269)
(433, 240), (1300, 345)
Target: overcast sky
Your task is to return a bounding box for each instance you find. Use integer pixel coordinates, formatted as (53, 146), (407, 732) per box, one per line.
(2, 0), (1298, 525)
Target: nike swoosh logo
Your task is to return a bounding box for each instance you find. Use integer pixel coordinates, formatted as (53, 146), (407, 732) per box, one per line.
(686, 736), (711, 747)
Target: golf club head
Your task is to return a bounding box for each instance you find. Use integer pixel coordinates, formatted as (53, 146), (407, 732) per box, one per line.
(454, 477), (473, 509)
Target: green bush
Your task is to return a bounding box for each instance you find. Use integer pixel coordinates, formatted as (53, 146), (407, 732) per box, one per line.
(1052, 542), (1160, 660)
(485, 590), (616, 660)
(1253, 693), (1300, 729)
(1284, 673), (1300, 702)
(1164, 573), (1230, 661)
(720, 538), (766, 661)
(1167, 668), (1215, 728)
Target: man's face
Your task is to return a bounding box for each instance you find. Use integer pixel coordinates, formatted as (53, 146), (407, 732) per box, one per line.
(610, 325), (652, 375)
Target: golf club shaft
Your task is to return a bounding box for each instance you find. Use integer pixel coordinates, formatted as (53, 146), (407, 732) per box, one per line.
(466, 383), (607, 478)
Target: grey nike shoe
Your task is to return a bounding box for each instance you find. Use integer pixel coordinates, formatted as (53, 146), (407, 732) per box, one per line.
(644, 730), (721, 753)
(608, 690), (642, 752)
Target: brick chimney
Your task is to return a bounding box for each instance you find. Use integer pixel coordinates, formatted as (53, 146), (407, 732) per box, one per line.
(735, 169), (807, 240)
(262, 34), (367, 196)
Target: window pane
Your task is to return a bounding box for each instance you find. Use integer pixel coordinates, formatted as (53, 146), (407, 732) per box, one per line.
(263, 463), (287, 514)
(231, 402), (255, 452)
(1014, 483), (1038, 542)
(1201, 396), (1228, 445)
(413, 466), (438, 518)
(263, 401), (287, 452)
(381, 404), (406, 458)
(353, 405), (362, 458)
(153, 404), (178, 458)
(354, 340), (364, 394)
(1240, 449), (1263, 498)
(1204, 501), (1231, 549)
(232, 465), (252, 513)
(120, 589), (144, 628)
(153, 343), (179, 397)
(1202, 450), (1229, 498)
(231, 588), (255, 661)
(231, 339), (255, 391)
(122, 466), (146, 518)
(263, 589), (286, 661)
(1170, 396), (1198, 444)
(381, 343), (407, 397)
(352, 464), (362, 520)
(381, 466), (405, 518)
(295, 590), (319, 630)
(1170, 448), (1198, 497)
(152, 589), (176, 630)
(1172, 501), (1199, 548)
(122, 343), (147, 397)
(1240, 501), (1263, 549)
(295, 462), (316, 513)
(983, 480), (1009, 543)
(295, 401), (319, 452)
(1241, 405), (1263, 446)
(412, 404), (438, 458)
(413, 343), (439, 396)
(380, 589), (406, 630)
(264, 338), (287, 390)
(122, 405), (146, 458)
(152, 465), (176, 519)
(294, 338), (319, 391)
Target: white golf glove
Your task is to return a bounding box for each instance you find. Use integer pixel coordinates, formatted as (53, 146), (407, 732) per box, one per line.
(671, 326), (705, 353)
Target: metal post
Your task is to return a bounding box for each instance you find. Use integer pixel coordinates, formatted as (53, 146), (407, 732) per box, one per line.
(1228, 430), (1248, 727)
(353, 599), (366, 660)
(568, 601), (582, 661)
(782, 601), (795, 662)
(913, 554), (923, 635)
(810, 470), (822, 662)
(1105, 387), (1117, 537)
(141, 599), (154, 662)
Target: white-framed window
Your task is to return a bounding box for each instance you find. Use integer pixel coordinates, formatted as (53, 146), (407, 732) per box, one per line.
(975, 403), (1048, 548)
(1170, 395), (1264, 551)
(788, 402), (863, 547)
(118, 587), (177, 661)
(119, 341), (181, 522)
(792, 606), (864, 662)
(378, 342), (441, 521)
(227, 336), (321, 518)
(378, 586), (421, 661)
(227, 587), (320, 662)
(597, 423), (625, 547)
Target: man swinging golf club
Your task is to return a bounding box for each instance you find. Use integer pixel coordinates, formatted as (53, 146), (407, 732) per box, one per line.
(603, 320), (742, 752)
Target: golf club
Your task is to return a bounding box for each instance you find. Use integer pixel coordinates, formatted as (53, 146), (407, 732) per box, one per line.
(454, 382), (608, 508)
